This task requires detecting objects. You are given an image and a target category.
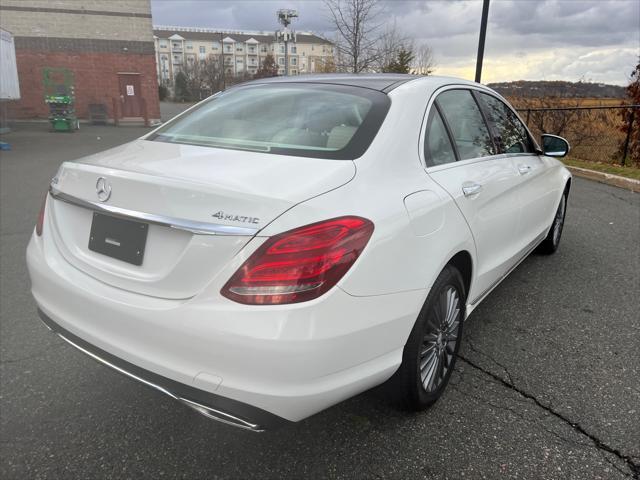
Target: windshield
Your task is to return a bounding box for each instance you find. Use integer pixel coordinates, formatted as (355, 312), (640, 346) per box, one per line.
(149, 83), (390, 159)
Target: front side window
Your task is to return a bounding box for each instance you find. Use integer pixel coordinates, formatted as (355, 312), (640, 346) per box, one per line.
(436, 89), (495, 160)
(425, 107), (457, 167)
(149, 84), (390, 160)
(478, 93), (533, 154)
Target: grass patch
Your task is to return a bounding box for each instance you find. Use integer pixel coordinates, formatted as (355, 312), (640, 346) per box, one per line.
(562, 157), (640, 181)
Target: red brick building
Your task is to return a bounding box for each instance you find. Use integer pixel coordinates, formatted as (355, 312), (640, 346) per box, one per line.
(0, 0), (160, 123)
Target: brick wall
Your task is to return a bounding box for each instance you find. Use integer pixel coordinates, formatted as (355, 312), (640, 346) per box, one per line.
(0, 0), (153, 41)
(9, 50), (160, 121)
(0, 0), (159, 121)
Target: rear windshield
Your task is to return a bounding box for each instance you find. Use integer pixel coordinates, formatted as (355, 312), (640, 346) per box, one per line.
(149, 83), (390, 159)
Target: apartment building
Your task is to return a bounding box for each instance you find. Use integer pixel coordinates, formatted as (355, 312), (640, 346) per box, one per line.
(0, 0), (160, 121)
(153, 26), (335, 84)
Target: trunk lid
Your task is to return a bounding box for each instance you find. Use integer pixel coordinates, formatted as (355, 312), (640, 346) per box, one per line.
(48, 139), (356, 299)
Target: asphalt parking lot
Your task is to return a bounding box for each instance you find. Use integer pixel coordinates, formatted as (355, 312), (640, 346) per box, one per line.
(1, 122), (638, 479)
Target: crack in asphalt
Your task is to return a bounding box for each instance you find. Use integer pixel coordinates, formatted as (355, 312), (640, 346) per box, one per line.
(458, 354), (639, 479)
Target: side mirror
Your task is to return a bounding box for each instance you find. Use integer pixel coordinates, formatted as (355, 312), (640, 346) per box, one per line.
(541, 134), (570, 158)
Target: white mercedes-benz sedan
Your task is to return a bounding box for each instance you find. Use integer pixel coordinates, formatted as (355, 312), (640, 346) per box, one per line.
(27, 74), (571, 431)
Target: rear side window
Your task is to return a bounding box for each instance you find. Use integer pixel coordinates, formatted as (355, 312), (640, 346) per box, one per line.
(478, 93), (533, 154)
(149, 84), (390, 160)
(425, 107), (457, 167)
(436, 90), (495, 160)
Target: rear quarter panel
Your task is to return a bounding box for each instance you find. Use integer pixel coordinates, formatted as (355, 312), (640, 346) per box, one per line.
(258, 79), (477, 303)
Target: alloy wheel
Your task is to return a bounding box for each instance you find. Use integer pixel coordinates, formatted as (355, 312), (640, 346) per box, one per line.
(552, 195), (567, 246)
(419, 286), (461, 393)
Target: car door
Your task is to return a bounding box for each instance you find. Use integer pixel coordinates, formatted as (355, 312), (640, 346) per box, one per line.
(423, 88), (523, 303)
(476, 92), (557, 249)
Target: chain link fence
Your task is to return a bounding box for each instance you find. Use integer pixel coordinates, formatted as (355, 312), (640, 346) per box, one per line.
(516, 105), (639, 166)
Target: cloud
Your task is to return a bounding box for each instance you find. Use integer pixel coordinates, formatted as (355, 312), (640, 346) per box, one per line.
(150, 0), (640, 85)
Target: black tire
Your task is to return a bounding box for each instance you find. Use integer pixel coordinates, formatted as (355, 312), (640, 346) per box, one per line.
(390, 265), (465, 410)
(537, 189), (568, 255)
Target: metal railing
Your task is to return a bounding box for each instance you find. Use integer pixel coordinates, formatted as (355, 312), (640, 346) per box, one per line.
(516, 104), (639, 166)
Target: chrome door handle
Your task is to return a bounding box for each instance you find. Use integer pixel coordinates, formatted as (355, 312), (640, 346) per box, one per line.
(518, 164), (532, 175)
(462, 182), (482, 197)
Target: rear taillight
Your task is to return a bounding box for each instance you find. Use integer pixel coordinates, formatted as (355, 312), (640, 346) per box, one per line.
(221, 216), (374, 305)
(36, 194), (47, 236)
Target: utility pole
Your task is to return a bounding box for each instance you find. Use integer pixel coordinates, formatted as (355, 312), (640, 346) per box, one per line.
(220, 31), (225, 90)
(276, 9), (298, 76)
(475, 0), (490, 83)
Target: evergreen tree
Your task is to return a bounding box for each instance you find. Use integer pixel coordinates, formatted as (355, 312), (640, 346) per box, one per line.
(174, 71), (190, 102)
(382, 47), (414, 74)
(255, 54), (279, 78)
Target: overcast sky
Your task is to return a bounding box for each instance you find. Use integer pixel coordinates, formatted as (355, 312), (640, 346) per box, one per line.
(151, 0), (640, 85)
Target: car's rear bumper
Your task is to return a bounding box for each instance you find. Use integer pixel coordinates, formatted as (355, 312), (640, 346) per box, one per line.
(38, 309), (285, 431)
(27, 228), (425, 424)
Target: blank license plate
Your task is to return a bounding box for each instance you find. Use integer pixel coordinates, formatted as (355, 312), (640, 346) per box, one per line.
(88, 212), (148, 266)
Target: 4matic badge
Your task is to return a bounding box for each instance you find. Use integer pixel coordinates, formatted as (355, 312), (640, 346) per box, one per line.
(212, 211), (260, 225)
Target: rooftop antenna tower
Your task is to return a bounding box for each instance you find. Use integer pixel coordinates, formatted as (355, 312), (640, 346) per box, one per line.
(276, 9), (298, 76)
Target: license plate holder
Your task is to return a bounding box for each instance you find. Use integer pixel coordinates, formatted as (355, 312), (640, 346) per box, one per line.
(88, 212), (148, 266)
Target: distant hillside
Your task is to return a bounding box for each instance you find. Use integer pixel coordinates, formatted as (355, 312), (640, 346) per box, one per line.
(487, 80), (627, 98)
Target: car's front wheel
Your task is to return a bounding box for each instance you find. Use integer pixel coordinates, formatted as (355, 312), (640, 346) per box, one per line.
(391, 265), (465, 410)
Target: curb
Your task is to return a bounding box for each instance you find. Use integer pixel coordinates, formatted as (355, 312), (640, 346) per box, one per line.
(566, 166), (640, 193)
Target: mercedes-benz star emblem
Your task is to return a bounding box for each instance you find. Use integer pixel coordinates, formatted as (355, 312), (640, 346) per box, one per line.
(95, 177), (112, 202)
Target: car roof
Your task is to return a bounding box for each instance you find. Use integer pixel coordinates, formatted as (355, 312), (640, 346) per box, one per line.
(241, 74), (487, 93)
(243, 73), (420, 92)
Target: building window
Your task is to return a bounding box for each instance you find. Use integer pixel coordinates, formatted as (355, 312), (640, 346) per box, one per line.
(172, 42), (181, 49)
(291, 45), (297, 54)
(212, 42), (219, 50)
(236, 58), (243, 64)
(248, 45), (256, 53)
(225, 44), (233, 53)
(291, 69), (297, 75)
(278, 57), (285, 65)
(186, 43), (193, 50)
(160, 40), (168, 49)
(290, 57), (297, 66)
(279, 44), (285, 54)
(199, 46), (206, 54)
(260, 45), (268, 53)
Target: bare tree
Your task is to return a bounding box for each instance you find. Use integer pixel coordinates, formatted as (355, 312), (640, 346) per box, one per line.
(200, 55), (223, 94)
(181, 55), (224, 99)
(411, 43), (435, 75)
(180, 57), (206, 100)
(316, 56), (338, 73)
(324, 0), (384, 73)
(373, 21), (410, 72)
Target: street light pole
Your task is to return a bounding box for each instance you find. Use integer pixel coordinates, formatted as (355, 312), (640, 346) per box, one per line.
(220, 31), (226, 90)
(276, 9), (297, 77)
(475, 0), (490, 83)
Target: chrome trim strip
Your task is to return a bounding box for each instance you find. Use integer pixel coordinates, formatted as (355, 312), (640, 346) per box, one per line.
(41, 317), (265, 432)
(49, 186), (258, 236)
(178, 398), (263, 432)
(54, 330), (178, 400)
